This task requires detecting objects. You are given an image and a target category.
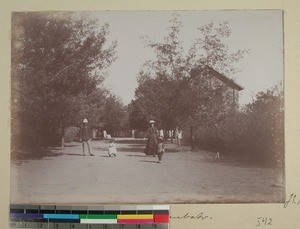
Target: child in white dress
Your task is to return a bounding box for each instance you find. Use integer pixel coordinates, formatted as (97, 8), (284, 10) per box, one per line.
(108, 139), (117, 157)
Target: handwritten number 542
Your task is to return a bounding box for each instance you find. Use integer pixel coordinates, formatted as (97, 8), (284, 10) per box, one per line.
(257, 217), (272, 226)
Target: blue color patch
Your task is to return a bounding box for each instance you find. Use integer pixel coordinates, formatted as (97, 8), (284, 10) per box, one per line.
(43, 214), (80, 219)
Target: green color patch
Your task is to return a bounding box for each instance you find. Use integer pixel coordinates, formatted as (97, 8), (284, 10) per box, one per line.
(80, 214), (117, 219)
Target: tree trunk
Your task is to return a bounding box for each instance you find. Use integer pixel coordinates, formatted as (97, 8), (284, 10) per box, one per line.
(190, 125), (195, 151)
(175, 127), (181, 148)
(60, 120), (65, 148)
(61, 135), (65, 148)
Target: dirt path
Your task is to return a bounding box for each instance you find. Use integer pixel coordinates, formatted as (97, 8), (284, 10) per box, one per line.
(10, 138), (285, 204)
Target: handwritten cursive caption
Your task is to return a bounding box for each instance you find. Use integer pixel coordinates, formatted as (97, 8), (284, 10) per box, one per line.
(284, 193), (300, 208)
(170, 212), (213, 220)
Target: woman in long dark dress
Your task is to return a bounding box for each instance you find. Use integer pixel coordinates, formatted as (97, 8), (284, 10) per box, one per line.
(145, 120), (158, 156)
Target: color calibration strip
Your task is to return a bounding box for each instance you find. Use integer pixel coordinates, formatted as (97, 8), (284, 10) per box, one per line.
(10, 205), (169, 228)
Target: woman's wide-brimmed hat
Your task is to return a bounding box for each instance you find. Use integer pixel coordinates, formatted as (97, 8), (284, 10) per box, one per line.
(149, 120), (155, 124)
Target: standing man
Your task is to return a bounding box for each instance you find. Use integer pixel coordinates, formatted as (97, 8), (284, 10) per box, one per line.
(80, 118), (93, 156)
(145, 120), (158, 157)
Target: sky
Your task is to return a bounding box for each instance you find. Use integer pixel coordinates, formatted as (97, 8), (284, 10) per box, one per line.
(90, 10), (283, 106)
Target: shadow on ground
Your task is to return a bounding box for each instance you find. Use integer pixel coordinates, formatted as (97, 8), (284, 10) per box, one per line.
(139, 160), (158, 163)
(94, 147), (108, 151)
(126, 154), (147, 157)
(11, 149), (62, 164)
(117, 147), (144, 153)
(115, 139), (147, 144)
(164, 148), (181, 153)
(65, 153), (84, 156)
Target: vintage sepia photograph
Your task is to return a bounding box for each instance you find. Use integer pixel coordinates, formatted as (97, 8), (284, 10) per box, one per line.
(10, 10), (284, 204)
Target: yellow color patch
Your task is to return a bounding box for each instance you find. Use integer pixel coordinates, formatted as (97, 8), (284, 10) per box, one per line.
(117, 214), (153, 219)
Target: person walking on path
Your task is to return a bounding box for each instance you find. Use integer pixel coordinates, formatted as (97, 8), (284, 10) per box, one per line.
(80, 118), (94, 156)
(157, 136), (165, 163)
(145, 120), (158, 157)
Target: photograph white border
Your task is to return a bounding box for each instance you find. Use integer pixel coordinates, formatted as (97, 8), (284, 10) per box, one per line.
(1, 0), (300, 228)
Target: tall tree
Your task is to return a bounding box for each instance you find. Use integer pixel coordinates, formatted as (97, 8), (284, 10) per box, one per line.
(11, 12), (117, 148)
(101, 95), (128, 134)
(129, 14), (248, 137)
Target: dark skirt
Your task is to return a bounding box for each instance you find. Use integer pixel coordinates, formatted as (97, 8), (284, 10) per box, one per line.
(145, 135), (157, 155)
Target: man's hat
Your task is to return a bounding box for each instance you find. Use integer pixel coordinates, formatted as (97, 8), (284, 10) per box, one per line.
(83, 118), (88, 123)
(149, 120), (155, 124)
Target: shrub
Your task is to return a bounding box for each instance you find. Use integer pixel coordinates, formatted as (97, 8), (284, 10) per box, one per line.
(194, 85), (284, 166)
(64, 127), (80, 143)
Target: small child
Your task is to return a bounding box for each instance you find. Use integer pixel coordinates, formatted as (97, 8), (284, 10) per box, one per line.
(157, 136), (165, 163)
(108, 139), (117, 157)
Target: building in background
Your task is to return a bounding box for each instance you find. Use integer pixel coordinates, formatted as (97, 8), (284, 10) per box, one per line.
(191, 65), (244, 111)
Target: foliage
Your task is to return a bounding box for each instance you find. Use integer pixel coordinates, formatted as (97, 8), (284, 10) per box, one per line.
(129, 14), (247, 131)
(62, 90), (128, 142)
(101, 95), (128, 133)
(11, 12), (118, 148)
(193, 84), (284, 166)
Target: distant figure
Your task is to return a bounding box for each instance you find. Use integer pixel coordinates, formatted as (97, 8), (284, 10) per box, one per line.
(108, 139), (117, 157)
(80, 119), (93, 156)
(103, 130), (107, 139)
(177, 129), (182, 147)
(145, 120), (158, 156)
(92, 128), (97, 139)
(159, 129), (164, 138)
(106, 133), (112, 139)
(157, 136), (165, 163)
(214, 152), (220, 160)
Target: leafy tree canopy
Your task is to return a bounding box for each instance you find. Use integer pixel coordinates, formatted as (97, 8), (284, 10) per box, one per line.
(129, 14), (248, 131)
(11, 12), (118, 147)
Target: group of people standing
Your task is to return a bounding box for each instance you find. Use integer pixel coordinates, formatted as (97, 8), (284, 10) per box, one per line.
(79, 118), (164, 163)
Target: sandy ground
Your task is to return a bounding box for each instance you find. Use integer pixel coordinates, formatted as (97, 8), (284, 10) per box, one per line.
(10, 138), (285, 204)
